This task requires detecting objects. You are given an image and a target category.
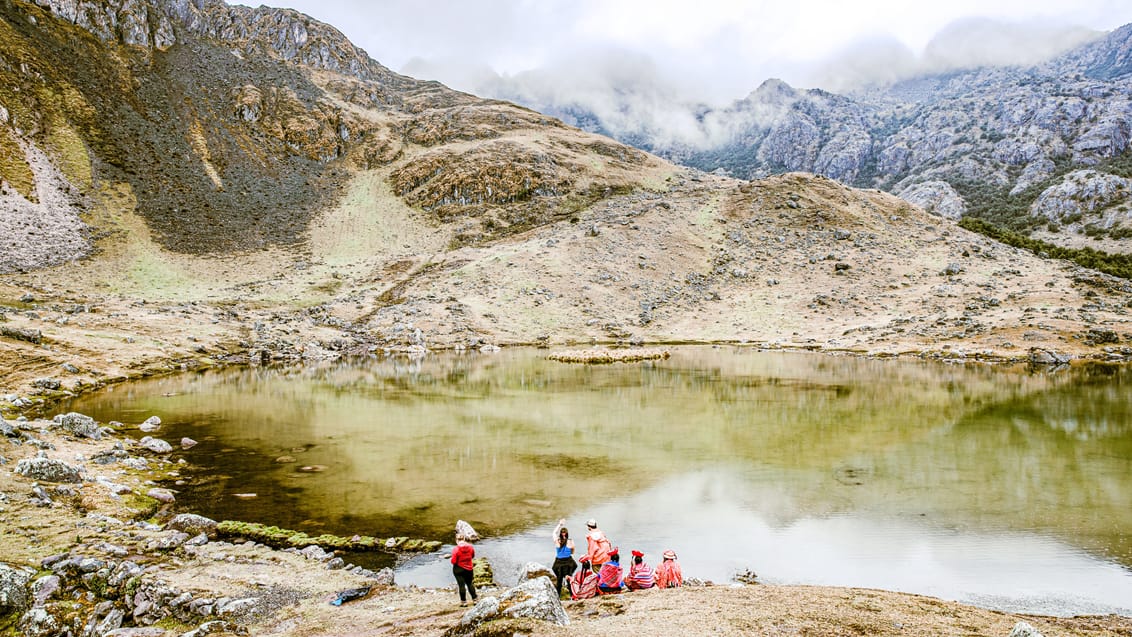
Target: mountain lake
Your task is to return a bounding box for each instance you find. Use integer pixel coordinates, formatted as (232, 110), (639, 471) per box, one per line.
(63, 346), (1132, 617)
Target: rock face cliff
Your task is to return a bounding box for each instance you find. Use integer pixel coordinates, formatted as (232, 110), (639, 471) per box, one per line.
(525, 25), (1132, 247)
(0, 0), (657, 268)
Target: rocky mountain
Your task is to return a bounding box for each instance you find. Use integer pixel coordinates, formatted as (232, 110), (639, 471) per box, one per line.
(1, 0), (1131, 403)
(0, 0), (658, 270)
(520, 25), (1132, 249)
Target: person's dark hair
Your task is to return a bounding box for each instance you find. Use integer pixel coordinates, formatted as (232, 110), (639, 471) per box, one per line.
(557, 526), (569, 547)
(634, 555), (642, 565)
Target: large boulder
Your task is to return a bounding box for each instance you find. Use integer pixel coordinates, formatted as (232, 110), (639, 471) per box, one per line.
(450, 576), (568, 636)
(17, 606), (60, 637)
(515, 562), (553, 586)
(53, 412), (101, 440)
(15, 455), (83, 483)
(0, 563), (31, 617)
(164, 513), (218, 538)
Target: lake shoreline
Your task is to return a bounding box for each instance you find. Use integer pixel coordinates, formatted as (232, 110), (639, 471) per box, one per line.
(3, 409), (1132, 635)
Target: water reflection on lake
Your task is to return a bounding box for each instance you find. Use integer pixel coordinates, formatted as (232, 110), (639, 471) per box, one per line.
(64, 347), (1132, 616)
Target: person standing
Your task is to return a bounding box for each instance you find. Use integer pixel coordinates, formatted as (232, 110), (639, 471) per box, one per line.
(551, 519), (577, 597)
(451, 533), (478, 606)
(584, 518), (612, 573)
(655, 549), (683, 588)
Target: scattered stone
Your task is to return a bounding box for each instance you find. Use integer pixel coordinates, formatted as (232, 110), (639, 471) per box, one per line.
(61, 363), (80, 374)
(179, 620), (239, 637)
(0, 326), (42, 344)
(1028, 348), (1071, 365)
(31, 574), (60, 605)
(31, 378), (61, 391)
(15, 455), (83, 483)
(138, 416), (161, 433)
(0, 563), (32, 615)
(456, 519), (480, 541)
(146, 531), (190, 551)
(941, 263), (964, 276)
(146, 488), (176, 504)
(104, 627), (169, 637)
(181, 437), (198, 449)
(17, 606), (60, 637)
(53, 412), (101, 439)
(138, 436), (173, 453)
(1008, 621), (1045, 637)
(165, 513), (218, 537)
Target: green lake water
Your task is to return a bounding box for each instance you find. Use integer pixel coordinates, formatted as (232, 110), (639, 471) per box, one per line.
(64, 347), (1132, 616)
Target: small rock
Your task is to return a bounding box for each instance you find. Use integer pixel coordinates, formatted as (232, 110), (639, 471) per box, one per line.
(1008, 621), (1045, 637)
(326, 557), (345, 570)
(31, 378), (61, 391)
(138, 437), (172, 454)
(146, 488), (176, 504)
(181, 437), (198, 449)
(138, 416), (161, 433)
(61, 363), (80, 374)
(31, 574), (61, 605)
(165, 513), (217, 537)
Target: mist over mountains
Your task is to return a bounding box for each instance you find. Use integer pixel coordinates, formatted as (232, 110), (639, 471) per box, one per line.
(411, 18), (1132, 245)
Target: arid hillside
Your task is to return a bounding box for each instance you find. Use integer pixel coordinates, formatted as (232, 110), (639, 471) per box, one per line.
(1, 0), (1131, 406)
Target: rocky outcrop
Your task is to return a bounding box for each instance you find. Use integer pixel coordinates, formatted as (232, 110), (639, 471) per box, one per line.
(1030, 170), (1132, 226)
(898, 181), (967, 219)
(449, 576), (569, 636)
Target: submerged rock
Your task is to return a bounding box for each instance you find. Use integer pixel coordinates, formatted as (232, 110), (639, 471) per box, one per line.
(138, 437), (173, 454)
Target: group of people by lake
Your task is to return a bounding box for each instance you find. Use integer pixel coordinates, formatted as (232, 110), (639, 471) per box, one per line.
(554, 518), (683, 599)
(449, 517), (683, 604)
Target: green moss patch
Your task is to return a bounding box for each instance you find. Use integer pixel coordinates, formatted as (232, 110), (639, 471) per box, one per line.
(216, 520), (441, 553)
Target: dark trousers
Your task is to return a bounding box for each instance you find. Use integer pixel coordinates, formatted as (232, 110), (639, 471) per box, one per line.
(552, 557), (577, 596)
(453, 565), (476, 602)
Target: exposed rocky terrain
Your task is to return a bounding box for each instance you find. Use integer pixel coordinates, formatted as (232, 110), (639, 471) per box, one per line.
(511, 24), (1132, 249)
(3, 0), (1132, 634)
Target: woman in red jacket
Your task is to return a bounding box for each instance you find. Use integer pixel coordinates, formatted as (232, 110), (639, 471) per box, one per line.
(450, 534), (478, 606)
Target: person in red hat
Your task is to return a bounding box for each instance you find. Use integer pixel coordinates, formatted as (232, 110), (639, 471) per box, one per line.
(625, 549), (656, 590)
(569, 556), (599, 599)
(597, 547), (624, 594)
(655, 549), (683, 588)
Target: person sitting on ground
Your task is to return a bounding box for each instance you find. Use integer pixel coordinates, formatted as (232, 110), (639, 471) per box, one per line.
(655, 549), (683, 589)
(569, 556), (599, 600)
(551, 518), (577, 598)
(597, 547), (624, 594)
(584, 518), (612, 573)
(625, 549), (656, 590)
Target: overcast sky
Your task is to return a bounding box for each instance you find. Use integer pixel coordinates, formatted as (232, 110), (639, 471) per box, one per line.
(264, 0), (1132, 102)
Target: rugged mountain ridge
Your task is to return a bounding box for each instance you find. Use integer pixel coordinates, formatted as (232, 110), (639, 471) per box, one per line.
(0, 0), (655, 266)
(523, 25), (1132, 247)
